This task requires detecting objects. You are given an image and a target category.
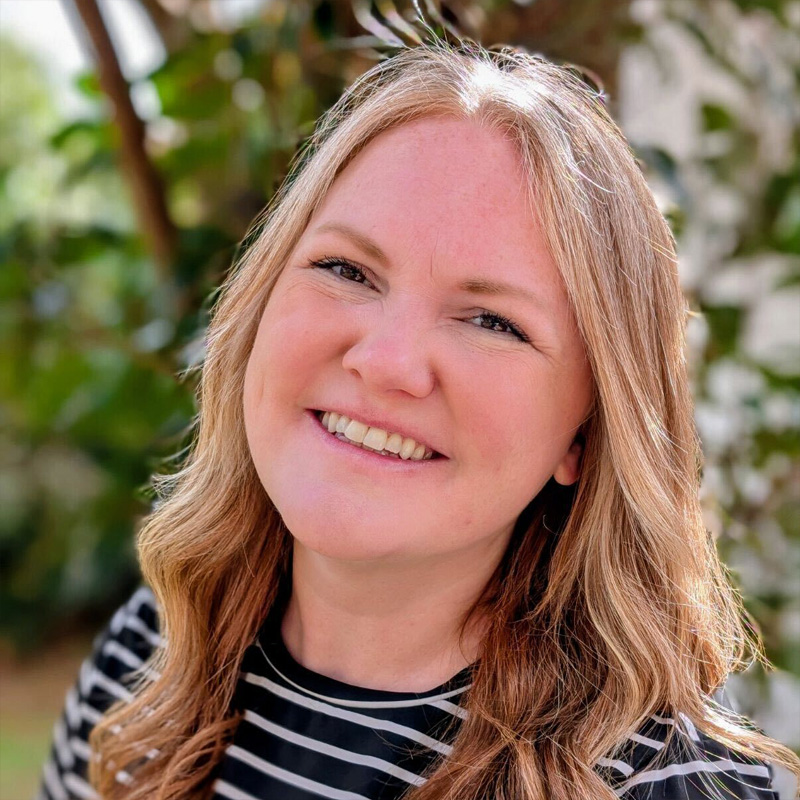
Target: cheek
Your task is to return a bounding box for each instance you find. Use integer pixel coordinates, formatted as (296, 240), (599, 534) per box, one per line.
(245, 290), (331, 404)
(454, 363), (540, 459)
(271, 281), (356, 366)
(452, 359), (580, 482)
(244, 313), (283, 414)
(243, 318), (266, 421)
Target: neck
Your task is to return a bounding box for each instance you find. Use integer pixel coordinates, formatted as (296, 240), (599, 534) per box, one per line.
(280, 536), (509, 693)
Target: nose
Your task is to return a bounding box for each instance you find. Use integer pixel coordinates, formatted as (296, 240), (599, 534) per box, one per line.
(341, 301), (436, 399)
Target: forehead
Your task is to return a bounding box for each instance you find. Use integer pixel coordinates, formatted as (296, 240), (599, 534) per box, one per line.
(308, 116), (564, 303)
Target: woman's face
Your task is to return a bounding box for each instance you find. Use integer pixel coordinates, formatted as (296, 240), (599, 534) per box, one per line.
(243, 116), (593, 563)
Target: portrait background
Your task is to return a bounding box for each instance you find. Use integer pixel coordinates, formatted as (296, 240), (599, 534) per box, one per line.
(0, 1), (797, 797)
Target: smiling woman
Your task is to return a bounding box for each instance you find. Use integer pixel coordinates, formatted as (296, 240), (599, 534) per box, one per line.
(39, 39), (799, 800)
(242, 114), (592, 584)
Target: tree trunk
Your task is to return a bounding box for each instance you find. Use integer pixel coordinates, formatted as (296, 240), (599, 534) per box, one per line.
(62, 0), (178, 275)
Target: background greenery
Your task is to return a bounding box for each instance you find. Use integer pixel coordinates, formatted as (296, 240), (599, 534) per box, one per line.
(1, 0), (797, 796)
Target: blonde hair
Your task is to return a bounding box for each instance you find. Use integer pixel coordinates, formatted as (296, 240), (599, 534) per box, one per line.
(90, 39), (800, 799)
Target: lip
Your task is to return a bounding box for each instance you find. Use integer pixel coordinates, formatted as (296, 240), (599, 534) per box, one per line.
(308, 405), (447, 458)
(304, 409), (449, 470)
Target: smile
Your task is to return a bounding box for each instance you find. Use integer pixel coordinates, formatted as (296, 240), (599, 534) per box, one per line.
(313, 410), (440, 461)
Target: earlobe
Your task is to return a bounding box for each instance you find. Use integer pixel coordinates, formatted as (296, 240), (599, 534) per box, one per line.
(553, 436), (585, 486)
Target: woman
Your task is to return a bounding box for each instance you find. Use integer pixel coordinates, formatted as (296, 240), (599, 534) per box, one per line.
(39, 39), (799, 800)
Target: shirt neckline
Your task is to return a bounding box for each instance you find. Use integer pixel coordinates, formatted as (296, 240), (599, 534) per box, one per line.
(256, 610), (476, 709)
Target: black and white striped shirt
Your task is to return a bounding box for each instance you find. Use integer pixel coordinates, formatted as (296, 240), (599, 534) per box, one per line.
(38, 587), (779, 800)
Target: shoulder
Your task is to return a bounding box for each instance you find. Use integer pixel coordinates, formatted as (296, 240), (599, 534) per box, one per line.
(86, 584), (162, 702)
(103, 584), (161, 656)
(599, 713), (779, 800)
(37, 586), (161, 800)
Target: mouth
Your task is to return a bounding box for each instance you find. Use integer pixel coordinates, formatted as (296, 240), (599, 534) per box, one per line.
(310, 409), (445, 462)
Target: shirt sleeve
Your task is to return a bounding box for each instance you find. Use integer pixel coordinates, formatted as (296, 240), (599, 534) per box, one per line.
(36, 586), (161, 800)
(614, 713), (780, 800)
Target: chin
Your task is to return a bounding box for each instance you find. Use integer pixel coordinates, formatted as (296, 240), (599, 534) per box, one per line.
(288, 519), (411, 562)
(269, 490), (392, 559)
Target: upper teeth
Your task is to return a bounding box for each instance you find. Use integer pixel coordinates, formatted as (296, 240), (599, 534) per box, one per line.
(320, 411), (435, 461)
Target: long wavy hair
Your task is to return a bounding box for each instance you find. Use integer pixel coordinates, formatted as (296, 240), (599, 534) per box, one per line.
(89, 39), (800, 799)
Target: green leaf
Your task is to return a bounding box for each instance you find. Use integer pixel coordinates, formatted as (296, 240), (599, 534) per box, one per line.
(701, 304), (743, 357)
(74, 71), (103, 99)
(701, 102), (736, 133)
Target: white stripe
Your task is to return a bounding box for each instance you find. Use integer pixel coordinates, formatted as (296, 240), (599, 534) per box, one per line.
(227, 744), (372, 800)
(650, 712), (706, 742)
(678, 712), (701, 742)
(108, 605), (130, 637)
(65, 687), (82, 729)
(63, 773), (98, 799)
(427, 698), (469, 719)
(122, 615), (163, 649)
(126, 586), (158, 616)
(108, 586), (158, 637)
(243, 709), (426, 786)
(65, 686), (103, 727)
(628, 731), (666, 751)
(112, 747), (160, 786)
(650, 714), (676, 726)
(90, 668), (134, 702)
(69, 736), (92, 762)
(243, 671), (452, 756)
(102, 640), (143, 670)
(42, 760), (68, 800)
(65, 685), (104, 727)
(614, 758), (772, 795)
(52, 718), (74, 770)
(101, 641), (161, 681)
(115, 770), (134, 786)
(258, 642), (471, 709)
(596, 756), (635, 777)
(213, 780), (265, 800)
(79, 660), (95, 696)
(80, 701), (104, 725)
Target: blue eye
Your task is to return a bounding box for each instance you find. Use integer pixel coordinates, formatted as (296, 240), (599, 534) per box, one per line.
(309, 256), (531, 344)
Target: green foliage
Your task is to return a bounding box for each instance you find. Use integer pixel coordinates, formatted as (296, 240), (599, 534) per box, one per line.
(646, 1), (800, 739)
(0, 2), (356, 650)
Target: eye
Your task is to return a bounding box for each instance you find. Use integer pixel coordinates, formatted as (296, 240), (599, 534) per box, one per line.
(309, 256), (376, 289)
(468, 311), (531, 343)
(309, 255), (531, 344)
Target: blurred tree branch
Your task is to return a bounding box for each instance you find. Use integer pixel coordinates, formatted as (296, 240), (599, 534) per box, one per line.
(62, 0), (178, 275)
(137, 0), (192, 53)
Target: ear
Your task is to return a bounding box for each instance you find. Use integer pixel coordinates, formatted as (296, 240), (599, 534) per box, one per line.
(553, 433), (585, 486)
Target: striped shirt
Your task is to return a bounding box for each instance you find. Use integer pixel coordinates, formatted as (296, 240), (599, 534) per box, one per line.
(38, 587), (779, 800)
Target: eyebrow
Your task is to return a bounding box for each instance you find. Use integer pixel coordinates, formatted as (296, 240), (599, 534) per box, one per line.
(312, 221), (549, 310)
(314, 222), (390, 267)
